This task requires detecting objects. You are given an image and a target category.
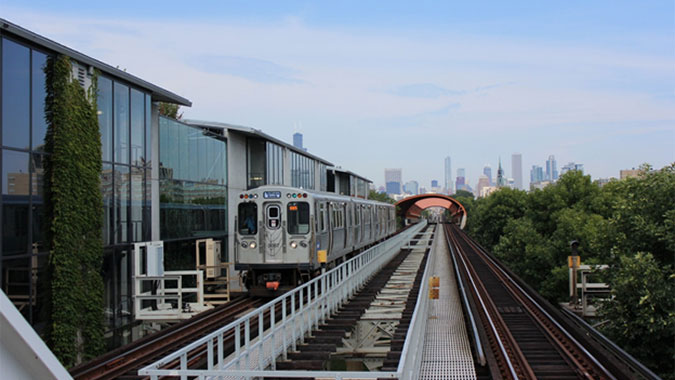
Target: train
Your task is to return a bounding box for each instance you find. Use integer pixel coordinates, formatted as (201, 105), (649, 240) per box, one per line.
(234, 185), (397, 294)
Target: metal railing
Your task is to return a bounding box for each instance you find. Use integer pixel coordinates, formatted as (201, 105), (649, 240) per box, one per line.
(133, 270), (206, 321)
(139, 221), (427, 380)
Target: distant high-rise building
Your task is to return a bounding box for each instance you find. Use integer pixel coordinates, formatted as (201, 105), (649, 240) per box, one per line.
(530, 165), (544, 183)
(546, 155), (558, 181)
(620, 168), (642, 179)
(512, 153), (523, 190)
(560, 162), (584, 176)
(483, 165), (493, 186)
(384, 168), (402, 195)
(293, 132), (303, 149)
(403, 180), (419, 195)
(455, 168), (466, 192)
(476, 175), (490, 197)
(444, 156), (453, 194)
(496, 158), (506, 187)
(431, 179), (439, 188)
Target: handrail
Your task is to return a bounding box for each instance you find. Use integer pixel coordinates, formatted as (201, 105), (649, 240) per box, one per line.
(139, 221), (426, 379)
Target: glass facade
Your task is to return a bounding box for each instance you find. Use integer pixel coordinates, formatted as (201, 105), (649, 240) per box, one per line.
(159, 116), (227, 242)
(0, 37), (50, 327)
(266, 142), (283, 185)
(97, 74), (152, 246)
(319, 163), (328, 192)
(290, 151), (315, 190)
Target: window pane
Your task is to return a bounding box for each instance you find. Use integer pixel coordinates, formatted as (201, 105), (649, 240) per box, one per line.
(102, 163), (113, 245)
(31, 51), (48, 151)
(114, 165), (129, 243)
(2, 39), (30, 149)
(238, 203), (257, 235)
(114, 82), (129, 164)
(130, 166), (144, 242)
(130, 89), (144, 166)
(287, 202), (309, 234)
(98, 76), (113, 162)
(145, 95), (152, 168)
(2, 150), (30, 255)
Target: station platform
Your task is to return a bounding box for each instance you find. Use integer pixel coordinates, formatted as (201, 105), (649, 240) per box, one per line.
(419, 226), (476, 379)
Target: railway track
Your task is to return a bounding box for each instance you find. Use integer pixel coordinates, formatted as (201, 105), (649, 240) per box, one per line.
(445, 224), (645, 380)
(69, 296), (264, 380)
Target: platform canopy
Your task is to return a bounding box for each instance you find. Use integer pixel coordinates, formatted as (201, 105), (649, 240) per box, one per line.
(395, 194), (467, 228)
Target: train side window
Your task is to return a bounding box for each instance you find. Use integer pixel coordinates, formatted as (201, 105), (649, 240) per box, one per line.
(288, 202), (310, 234)
(266, 204), (281, 229)
(355, 205), (360, 225)
(238, 203), (258, 235)
(319, 203), (326, 232)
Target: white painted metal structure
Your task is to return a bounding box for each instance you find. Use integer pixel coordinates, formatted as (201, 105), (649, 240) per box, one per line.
(133, 241), (211, 321)
(139, 221), (429, 379)
(0, 290), (72, 380)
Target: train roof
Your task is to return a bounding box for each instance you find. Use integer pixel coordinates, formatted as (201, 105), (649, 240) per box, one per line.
(239, 185), (395, 207)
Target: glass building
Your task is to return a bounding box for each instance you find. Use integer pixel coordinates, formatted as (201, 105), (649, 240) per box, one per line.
(0, 19), (191, 347)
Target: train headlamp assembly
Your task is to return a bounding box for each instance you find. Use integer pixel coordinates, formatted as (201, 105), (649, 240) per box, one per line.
(290, 241), (298, 249)
(241, 241), (257, 249)
(300, 240), (308, 248)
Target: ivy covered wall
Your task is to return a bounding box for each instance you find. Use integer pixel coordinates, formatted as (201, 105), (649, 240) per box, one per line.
(44, 54), (104, 367)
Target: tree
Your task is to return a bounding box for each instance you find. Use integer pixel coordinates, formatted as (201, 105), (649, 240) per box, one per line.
(368, 190), (395, 204)
(44, 55), (104, 366)
(467, 187), (528, 250)
(159, 102), (182, 119)
(452, 189), (474, 199)
(599, 253), (674, 379)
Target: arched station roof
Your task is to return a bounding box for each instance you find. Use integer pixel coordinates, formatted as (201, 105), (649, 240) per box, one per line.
(395, 194), (467, 229)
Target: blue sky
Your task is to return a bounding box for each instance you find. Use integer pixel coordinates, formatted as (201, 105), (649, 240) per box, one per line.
(3, 1), (674, 189)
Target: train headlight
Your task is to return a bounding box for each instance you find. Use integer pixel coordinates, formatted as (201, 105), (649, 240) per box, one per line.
(249, 241), (257, 249)
(300, 240), (308, 248)
(241, 241), (248, 248)
(290, 241), (298, 249)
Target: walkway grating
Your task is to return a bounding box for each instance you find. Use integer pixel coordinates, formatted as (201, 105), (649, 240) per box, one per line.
(419, 225), (476, 379)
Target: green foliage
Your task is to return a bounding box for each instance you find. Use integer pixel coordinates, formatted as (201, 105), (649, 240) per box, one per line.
(44, 55), (104, 367)
(598, 253), (674, 379)
(368, 190), (395, 204)
(466, 187), (527, 249)
(158, 102), (182, 119)
(452, 189), (474, 199)
(467, 166), (675, 377)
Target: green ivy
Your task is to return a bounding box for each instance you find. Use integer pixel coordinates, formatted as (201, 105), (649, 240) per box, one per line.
(43, 55), (104, 367)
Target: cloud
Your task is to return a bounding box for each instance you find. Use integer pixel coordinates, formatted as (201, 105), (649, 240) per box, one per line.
(389, 83), (465, 98)
(188, 55), (305, 84)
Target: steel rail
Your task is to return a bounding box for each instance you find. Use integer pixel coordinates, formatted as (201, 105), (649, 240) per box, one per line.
(454, 226), (617, 380)
(70, 296), (262, 380)
(446, 225), (524, 379)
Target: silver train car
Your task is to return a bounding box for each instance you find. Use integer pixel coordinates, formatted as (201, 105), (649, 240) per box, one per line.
(235, 185), (396, 294)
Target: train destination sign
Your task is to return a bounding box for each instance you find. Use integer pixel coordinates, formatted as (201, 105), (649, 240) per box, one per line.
(263, 191), (282, 199)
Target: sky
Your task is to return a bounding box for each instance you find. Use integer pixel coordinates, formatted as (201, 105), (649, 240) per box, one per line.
(3, 1), (674, 190)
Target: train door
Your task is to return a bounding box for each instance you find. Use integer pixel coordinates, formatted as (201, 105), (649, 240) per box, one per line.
(264, 203), (283, 263)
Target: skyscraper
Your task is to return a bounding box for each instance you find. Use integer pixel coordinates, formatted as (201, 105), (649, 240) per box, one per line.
(444, 156), (453, 194)
(511, 153), (523, 190)
(530, 165), (544, 183)
(546, 155), (558, 181)
(384, 168), (402, 195)
(455, 168), (466, 192)
(403, 180), (419, 195)
(560, 162), (584, 175)
(496, 158), (506, 187)
(431, 179), (439, 188)
(293, 132), (303, 149)
(483, 165), (493, 186)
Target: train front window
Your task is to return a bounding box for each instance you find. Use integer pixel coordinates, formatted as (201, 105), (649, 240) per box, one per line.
(238, 203), (258, 235)
(288, 202), (310, 234)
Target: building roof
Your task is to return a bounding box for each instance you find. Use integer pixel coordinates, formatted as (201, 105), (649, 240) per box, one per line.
(184, 119), (334, 166)
(331, 167), (373, 184)
(1, 18), (191, 106)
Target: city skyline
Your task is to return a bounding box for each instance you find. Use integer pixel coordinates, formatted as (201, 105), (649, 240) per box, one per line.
(3, 2), (672, 188)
